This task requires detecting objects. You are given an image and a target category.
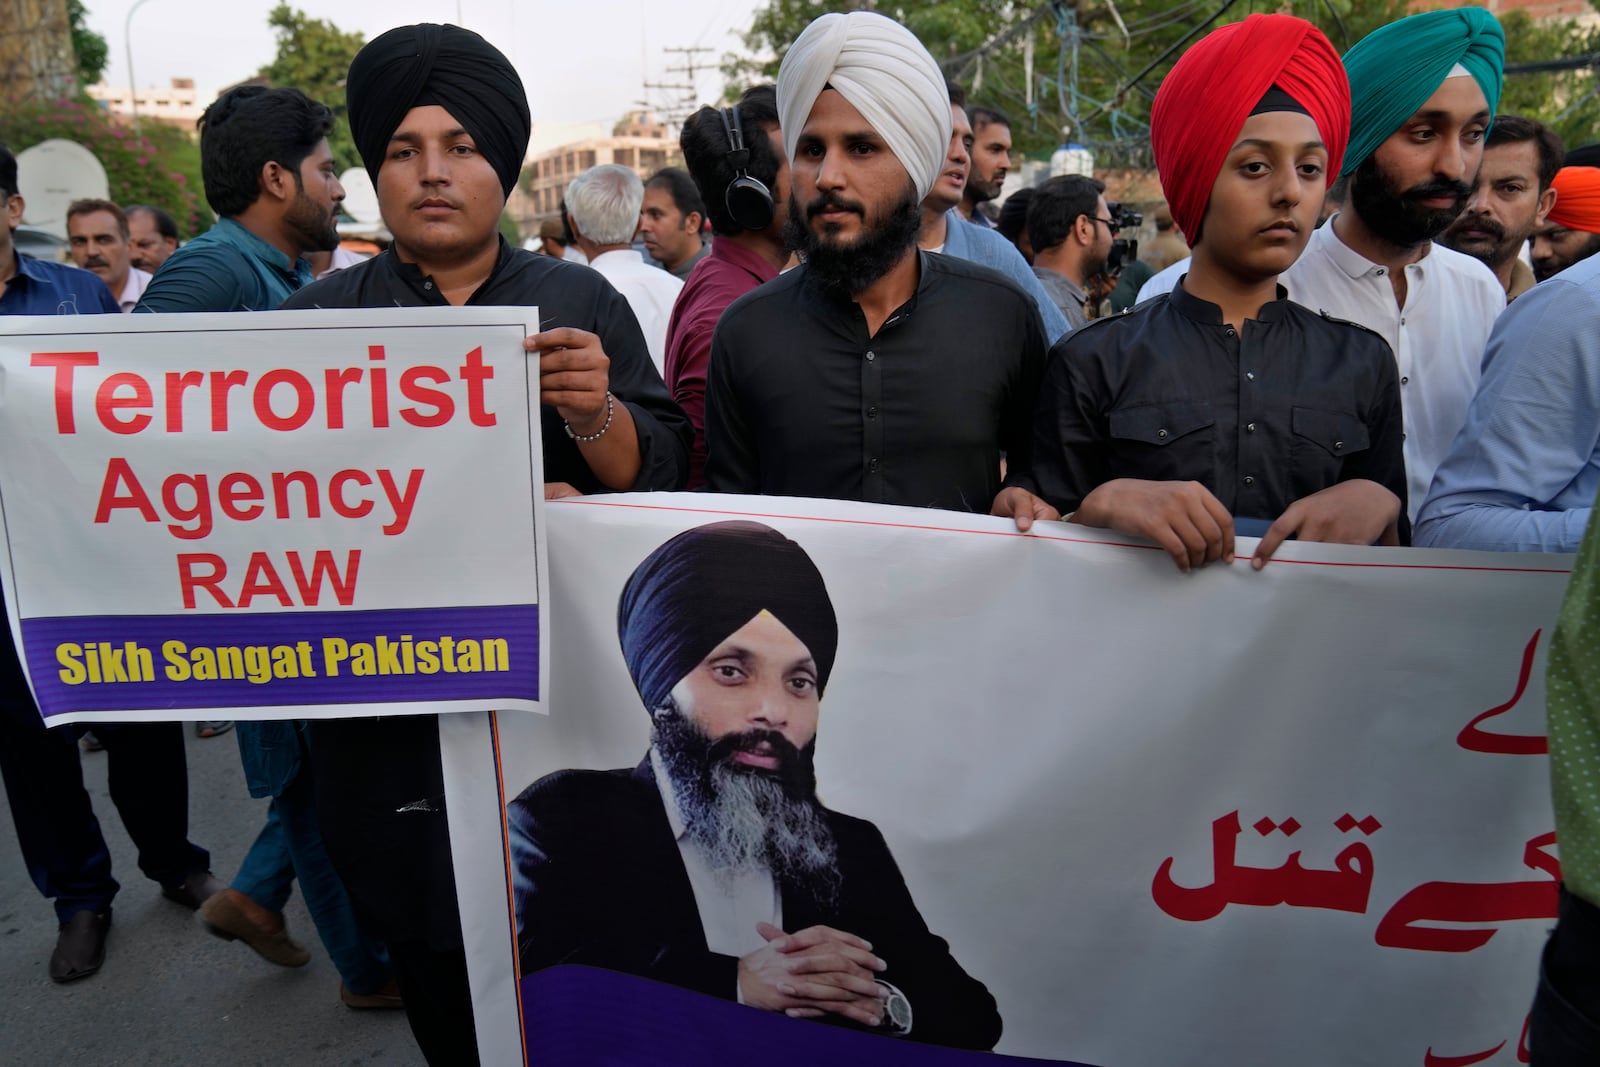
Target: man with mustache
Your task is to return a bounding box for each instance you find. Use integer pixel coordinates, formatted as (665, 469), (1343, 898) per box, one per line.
(1026, 175), (1114, 331)
(703, 12), (1056, 532)
(917, 84), (1071, 343)
(1415, 163), (1600, 552)
(958, 106), (1010, 228)
(1531, 162), (1600, 282)
(1032, 14), (1406, 573)
(1279, 8), (1505, 522)
(137, 86), (344, 314)
(508, 520), (1002, 1050)
(126, 205), (179, 273)
(1439, 116), (1562, 299)
(65, 199), (148, 311)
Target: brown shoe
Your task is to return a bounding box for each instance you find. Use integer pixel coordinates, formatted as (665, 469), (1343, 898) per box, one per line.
(50, 909), (111, 983)
(199, 890), (311, 967)
(340, 980), (404, 1010)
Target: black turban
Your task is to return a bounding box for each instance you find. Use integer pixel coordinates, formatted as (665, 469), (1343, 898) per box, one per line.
(617, 521), (839, 711)
(346, 23), (531, 197)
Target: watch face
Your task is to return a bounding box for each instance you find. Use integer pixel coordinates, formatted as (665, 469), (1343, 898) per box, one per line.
(886, 990), (912, 1030)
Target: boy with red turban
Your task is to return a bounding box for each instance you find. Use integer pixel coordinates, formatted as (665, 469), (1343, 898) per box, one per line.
(1032, 14), (1407, 571)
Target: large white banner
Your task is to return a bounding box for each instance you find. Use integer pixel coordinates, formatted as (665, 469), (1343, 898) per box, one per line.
(0, 309), (547, 724)
(444, 494), (1571, 1067)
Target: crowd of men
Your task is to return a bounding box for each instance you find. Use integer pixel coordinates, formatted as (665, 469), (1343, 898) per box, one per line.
(2, 6), (1600, 1065)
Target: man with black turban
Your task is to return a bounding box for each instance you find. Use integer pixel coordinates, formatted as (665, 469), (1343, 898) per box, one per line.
(281, 23), (691, 1066)
(1033, 14), (1407, 573)
(1281, 7), (1508, 523)
(507, 521), (1003, 1051)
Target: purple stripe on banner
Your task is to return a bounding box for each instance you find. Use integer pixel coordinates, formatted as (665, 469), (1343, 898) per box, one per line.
(23, 604), (538, 716)
(521, 966), (1099, 1066)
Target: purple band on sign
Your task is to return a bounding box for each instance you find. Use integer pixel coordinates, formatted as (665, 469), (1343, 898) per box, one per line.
(23, 604), (538, 716)
(520, 966), (1100, 1066)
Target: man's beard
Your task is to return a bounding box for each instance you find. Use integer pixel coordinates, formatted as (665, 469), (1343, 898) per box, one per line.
(286, 186), (340, 253)
(1349, 155), (1472, 248)
(653, 707), (839, 907)
(784, 184), (922, 298)
(1534, 231), (1600, 282)
(966, 172), (1002, 205)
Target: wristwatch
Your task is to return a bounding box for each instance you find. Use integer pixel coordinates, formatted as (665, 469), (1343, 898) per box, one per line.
(876, 980), (912, 1035)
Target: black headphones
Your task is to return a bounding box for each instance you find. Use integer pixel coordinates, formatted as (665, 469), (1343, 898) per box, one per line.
(719, 106), (775, 232)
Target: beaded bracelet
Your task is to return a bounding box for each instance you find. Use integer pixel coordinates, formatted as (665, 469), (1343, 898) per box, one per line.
(564, 391), (615, 442)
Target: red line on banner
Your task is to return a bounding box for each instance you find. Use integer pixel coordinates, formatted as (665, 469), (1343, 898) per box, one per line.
(556, 499), (1573, 576)
(488, 711), (531, 1067)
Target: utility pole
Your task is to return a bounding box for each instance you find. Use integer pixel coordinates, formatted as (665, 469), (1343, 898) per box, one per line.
(643, 44), (714, 126)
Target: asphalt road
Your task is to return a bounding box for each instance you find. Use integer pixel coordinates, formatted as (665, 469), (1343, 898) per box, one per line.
(0, 726), (425, 1067)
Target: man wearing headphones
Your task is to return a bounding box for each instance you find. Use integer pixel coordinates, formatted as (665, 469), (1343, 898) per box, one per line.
(667, 85), (792, 488)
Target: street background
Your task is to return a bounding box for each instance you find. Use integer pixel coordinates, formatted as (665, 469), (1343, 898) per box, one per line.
(0, 727), (425, 1066)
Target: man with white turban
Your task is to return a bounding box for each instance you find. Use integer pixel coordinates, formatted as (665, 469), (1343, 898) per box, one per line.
(703, 11), (1057, 532)
(1281, 7), (1508, 521)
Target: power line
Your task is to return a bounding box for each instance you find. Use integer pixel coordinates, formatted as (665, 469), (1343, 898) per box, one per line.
(1505, 52), (1600, 74)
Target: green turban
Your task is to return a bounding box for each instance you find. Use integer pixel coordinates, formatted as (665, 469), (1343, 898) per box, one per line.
(1341, 7), (1505, 177)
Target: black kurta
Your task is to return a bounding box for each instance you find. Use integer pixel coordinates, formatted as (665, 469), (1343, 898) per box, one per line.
(1032, 282), (1408, 527)
(281, 239), (691, 495)
(704, 252), (1047, 512)
(278, 242), (690, 954)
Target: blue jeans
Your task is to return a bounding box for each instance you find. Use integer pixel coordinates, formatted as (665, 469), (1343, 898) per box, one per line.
(232, 731), (390, 994)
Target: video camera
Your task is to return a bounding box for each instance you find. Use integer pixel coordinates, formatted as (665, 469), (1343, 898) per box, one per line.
(1104, 201), (1142, 275)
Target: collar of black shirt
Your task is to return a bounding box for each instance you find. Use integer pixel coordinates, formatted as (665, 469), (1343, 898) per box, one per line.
(1167, 278), (1292, 326)
(385, 235), (515, 306)
(796, 248), (939, 333)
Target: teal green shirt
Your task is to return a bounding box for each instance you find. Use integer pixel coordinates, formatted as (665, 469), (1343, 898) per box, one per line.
(1549, 499), (1600, 906)
(134, 217), (312, 313)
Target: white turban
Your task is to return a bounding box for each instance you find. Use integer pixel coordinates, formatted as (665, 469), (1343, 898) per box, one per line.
(776, 11), (952, 203)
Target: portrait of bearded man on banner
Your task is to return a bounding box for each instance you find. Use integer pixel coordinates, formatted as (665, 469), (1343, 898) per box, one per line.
(506, 520), (1003, 1051)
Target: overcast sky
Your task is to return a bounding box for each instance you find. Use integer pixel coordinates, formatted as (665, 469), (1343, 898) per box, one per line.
(95, 0), (769, 128)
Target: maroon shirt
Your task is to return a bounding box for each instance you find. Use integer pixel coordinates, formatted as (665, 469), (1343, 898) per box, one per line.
(663, 237), (780, 488)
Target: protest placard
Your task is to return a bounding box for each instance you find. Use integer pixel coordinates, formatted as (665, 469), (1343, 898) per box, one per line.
(442, 494), (1571, 1066)
(0, 308), (547, 724)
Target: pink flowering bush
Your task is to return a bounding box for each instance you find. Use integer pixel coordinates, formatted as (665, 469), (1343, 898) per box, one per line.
(0, 96), (205, 237)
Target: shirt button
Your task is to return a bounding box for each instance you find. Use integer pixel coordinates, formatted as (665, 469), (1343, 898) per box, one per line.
(867, 406), (878, 419)
(1246, 422), (1257, 433)
(1225, 327), (1237, 338)
(1401, 375), (1409, 385)
(1374, 268), (1386, 276)
(866, 351), (876, 362)
(868, 459), (880, 473)
(1157, 429), (1168, 439)
(423, 281), (434, 290)
(1334, 440), (1344, 451)
(1400, 317), (1406, 325)
(1243, 476), (1255, 486)
(1245, 372), (1256, 381)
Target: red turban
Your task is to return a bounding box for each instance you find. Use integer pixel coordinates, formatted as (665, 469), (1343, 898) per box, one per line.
(1549, 167), (1600, 235)
(1151, 14), (1350, 244)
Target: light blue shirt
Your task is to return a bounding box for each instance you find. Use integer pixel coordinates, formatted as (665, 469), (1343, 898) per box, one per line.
(1414, 252), (1600, 552)
(939, 208), (1072, 345)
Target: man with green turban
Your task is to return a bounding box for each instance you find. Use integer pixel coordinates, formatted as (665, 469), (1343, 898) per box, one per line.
(1282, 7), (1507, 525)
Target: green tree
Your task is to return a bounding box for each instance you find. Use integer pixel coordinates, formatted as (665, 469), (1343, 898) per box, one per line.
(1498, 7), (1600, 151)
(727, 0), (1594, 166)
(0, 97), (204, 236)
(257, 4), (364, 169)
(68, 0), (108, 86)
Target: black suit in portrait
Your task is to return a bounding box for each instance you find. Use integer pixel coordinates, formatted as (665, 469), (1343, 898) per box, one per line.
(506, 759), (1003, 1051)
